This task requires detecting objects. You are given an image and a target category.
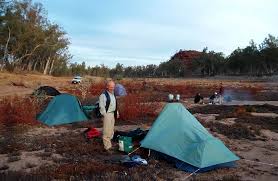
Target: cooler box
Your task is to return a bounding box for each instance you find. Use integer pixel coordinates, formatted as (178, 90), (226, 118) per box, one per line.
(118, 136), (133, 153)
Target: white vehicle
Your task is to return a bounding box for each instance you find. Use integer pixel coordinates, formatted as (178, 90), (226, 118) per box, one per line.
(71, 76), (82, 84)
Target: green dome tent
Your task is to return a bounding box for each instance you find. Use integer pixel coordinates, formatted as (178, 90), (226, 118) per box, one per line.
(141, 103), (239, 170)
(37, 94), (89, 126)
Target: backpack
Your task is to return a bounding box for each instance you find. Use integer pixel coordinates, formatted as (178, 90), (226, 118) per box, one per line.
(94, 91), (111, 118)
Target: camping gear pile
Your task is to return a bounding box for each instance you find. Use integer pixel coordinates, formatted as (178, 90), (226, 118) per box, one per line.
(107, 155), (148, 167)
(83, 127), (101, 141)
(113, 128), (148, 142)
(113, 128), (148, 153)
(121, 155), (148, 167)
(82, 105), (96, 119)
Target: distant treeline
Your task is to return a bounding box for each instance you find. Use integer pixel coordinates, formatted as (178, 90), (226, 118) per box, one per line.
(1, 1), (278, 77)
(74, 35), (278, 78)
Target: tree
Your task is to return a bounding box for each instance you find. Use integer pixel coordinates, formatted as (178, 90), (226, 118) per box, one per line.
(0, 0), (71, 74)
(226, 36), (278, 76)
(192, 48), (225, 76)
(109, 63), (124, 78)
(259, 34), (278, 75)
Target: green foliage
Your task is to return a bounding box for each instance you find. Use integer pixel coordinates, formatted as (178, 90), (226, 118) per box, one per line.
(0, 0), (71, 74)
(70, 61), (87, 76)
(87, 64), (110, 77)
(109, 63), (124, 78)
(192, 48), (225, 76)
(226, 35), (278, 76)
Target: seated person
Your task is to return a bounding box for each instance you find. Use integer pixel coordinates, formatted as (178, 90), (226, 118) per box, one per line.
(168, 94), (174, 102)
(209, 92), (218, 104)
(194, 93), (204, 104)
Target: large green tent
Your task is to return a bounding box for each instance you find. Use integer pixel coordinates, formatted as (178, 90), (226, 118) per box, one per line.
(37, 94), (88, 126)
(141, 103), (239, 169)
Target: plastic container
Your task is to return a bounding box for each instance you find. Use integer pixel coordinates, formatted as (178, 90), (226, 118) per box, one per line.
(118, 136), (133, 153)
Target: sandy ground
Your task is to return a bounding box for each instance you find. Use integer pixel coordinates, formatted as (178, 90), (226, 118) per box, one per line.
(0, 85), (33, 97)
(0, 72), (104, 98)
(250, 112), (278, 117)
(194, 113), (278, 181)
(224, 100), (278, 106)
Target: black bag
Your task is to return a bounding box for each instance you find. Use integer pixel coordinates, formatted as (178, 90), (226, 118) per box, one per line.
(94, 91), (111, 118)
(94, 102), (102, 118)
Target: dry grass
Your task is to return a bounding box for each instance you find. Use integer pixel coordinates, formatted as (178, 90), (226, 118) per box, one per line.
(0, 73), (104, 99)
(207, 122), (257, 140)
(193, 104), (278, 139)
(7, 156), (21, 163)
(0, 72), (69, 87)
(189, 104), (278, 116)
(0, 165), (9, 171)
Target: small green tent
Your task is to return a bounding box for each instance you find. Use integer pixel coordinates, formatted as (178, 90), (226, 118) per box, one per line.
(141, 103), (239, 169)
(37, 94), (88, 126)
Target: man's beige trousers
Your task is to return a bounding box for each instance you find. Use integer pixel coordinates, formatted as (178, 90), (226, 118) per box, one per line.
(102, 112), (115, 150)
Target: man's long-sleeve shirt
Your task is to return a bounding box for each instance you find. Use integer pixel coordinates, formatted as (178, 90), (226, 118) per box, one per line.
(99, 91), (116, 116)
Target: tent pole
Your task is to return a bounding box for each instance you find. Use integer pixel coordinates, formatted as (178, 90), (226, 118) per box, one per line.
(184, 168), (200, 180)
(128, 147), (141, 156)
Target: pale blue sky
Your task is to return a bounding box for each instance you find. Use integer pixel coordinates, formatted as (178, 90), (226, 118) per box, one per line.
(38, 0), (278, 67)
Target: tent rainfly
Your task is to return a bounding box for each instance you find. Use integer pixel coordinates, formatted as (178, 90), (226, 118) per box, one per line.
(141, 103), (239, 172)
(37, 94), (88, 126)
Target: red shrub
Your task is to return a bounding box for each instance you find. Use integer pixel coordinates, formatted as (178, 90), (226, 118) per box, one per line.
(122, 81), (145, 94)
(151, 84), (197, 98)
(0, 96), (39, 126)
(53, 162), (125, 179)
(88, 82), (105, 96)
(123, 81), (194, 98)
(118, 94), (160, 122)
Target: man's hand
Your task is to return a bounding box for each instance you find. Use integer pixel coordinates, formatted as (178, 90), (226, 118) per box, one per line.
(117, 111), (120, 119)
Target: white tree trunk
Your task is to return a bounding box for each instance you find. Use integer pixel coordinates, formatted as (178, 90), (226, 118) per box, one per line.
(33, 60), (38, 71)
(1, 27), (11, 71)
(43, 57), (51, 75)
(27, 59), (34, 71)
(48, 58), (55, 75)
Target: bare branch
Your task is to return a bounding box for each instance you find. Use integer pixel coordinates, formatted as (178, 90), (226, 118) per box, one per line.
(14, 44), (44, 64)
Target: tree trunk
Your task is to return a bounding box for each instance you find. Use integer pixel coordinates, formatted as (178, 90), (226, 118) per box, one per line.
(43, 57), (51, 75)
(1, 27), (11, 71)
(21, 64), (26, 71)
(27, 60), (34, 71)
(39, 62), (43, 72)
(33, 60), (38, 71)
(48, 58), (55, 75)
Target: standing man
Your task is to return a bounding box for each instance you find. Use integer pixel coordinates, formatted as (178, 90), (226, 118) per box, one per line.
(99, 80), (119, 151)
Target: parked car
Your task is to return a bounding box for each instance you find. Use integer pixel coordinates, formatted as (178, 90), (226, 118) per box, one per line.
(71, 76), (82, 84)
